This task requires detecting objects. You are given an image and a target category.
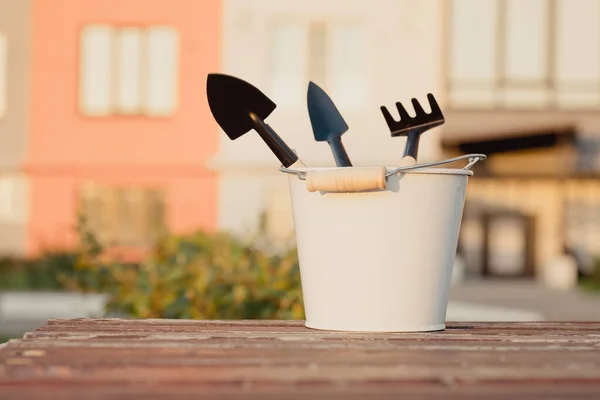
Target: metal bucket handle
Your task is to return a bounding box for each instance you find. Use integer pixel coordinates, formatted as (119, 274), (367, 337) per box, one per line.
(280, 153), (487, 181)
(384, 153), (487, 177)
(280, 153), (486, 193)
(279, 153), (486, 193)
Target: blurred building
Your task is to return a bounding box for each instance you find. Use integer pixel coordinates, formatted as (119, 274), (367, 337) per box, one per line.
(0, 0), (31, 255)
(0, 0), (599, 289)
(441, 0), (600, 285)
(0, 0), (221, 256)
(212, 0), (600, 287)
(210, 0), (445, 243)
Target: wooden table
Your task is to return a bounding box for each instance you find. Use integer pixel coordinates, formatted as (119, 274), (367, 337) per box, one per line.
(1, 319), (599, 399)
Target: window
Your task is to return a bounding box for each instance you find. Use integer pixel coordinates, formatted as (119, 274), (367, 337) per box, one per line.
(0, 33), (6, 118)
(0, 174), (29, 224)
(308, 22), (328, 87)
(565, 199), (600, 256)
(79, 25), (179, 117)
(555, 0), (600, 108)
(328, 23), (367, 110)
(267, 23), (307, 108)
(78, 184), (167, 247)
(267, 20), (367, 110)
(448, 0), (600, 109)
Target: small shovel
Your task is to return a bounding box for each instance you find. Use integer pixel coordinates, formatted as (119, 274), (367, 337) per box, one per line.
(206, 73), (304, 168)
(306, 81), (352, 167)
(380, 93), (445, 166)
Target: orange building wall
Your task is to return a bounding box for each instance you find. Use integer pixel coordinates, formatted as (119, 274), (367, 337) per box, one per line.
(25, 0), (221, 253)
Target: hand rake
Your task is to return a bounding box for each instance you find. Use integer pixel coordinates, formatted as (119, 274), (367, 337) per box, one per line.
(380, 93), (445, 166)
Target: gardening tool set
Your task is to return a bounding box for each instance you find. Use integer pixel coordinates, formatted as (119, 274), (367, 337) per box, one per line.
(206, 72), (487, 333)
(206, 73), (459, 174)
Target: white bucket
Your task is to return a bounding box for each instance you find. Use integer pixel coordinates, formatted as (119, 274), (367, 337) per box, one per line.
(280, 154), (486, 332)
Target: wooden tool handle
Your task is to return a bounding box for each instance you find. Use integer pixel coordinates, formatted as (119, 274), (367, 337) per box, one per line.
(306, 168), (387, 193)
(398, 155), (417, 167)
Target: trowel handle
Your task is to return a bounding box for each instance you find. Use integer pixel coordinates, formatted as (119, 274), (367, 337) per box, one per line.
(249, 113), (299, 168)
(329, 137), (353, 167)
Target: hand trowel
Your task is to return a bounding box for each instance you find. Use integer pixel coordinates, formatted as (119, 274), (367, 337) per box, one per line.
(380, 93), (445, 166)
(206, 73), (305, 168)
(306, 81), (353, 167)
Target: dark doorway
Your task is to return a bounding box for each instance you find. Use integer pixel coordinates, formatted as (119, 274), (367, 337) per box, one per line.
(481, 211), (536, 278)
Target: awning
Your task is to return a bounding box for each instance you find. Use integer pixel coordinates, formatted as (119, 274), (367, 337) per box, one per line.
(441, 111), (579, 154)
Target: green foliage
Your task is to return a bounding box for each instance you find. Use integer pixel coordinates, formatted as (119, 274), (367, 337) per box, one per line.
(580, 258), (600, 294)
(0, 336), (13, 344)
(0, 250), (78, 291)
(61, 214), (305, 319)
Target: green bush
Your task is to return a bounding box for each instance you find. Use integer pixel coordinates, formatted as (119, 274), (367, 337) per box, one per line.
(0, 250), (78, 291)
(580, 258), (600, 294)
(61, 215), (305, 319)
(0, 336), (14, 343)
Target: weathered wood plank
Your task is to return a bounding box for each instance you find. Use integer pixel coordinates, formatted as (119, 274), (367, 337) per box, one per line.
(0, 319), (599, 398)
(1, 384), (599, 400)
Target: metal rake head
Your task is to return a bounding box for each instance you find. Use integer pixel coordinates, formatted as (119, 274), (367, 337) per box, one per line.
(380, 93), (445, 137)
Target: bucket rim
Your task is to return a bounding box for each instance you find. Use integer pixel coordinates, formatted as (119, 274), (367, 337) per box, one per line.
(285, 166), (474, 176)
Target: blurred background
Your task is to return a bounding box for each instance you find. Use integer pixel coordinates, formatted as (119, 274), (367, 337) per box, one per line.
(1, 0), (600, 341)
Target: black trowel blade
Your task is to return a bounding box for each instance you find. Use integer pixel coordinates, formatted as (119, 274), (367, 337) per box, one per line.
(206, 73), (276, 140)
(307, 81), (349, 142)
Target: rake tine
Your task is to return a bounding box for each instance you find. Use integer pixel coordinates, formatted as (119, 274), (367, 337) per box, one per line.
(395, 101), (412, 121)
(380, 106), (397, 131)
(427, 93), (443, 118)
(411, 98), (425, 116)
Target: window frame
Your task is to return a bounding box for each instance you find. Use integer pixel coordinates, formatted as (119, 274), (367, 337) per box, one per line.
(265, 17), (368, 111)
(0, 31), (7, 120)
(77, 182), (167, 248)
(0, 173), (29, 224)
(446, 0), (600, 111)
(77, 23), (180, 118)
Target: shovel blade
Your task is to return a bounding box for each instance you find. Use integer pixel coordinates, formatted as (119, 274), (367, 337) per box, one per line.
(206, 73), (276, 140)
(307, 81), (349, 142)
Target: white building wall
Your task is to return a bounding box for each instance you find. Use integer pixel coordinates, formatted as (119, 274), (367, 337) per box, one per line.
(211, 0), (445, 239)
